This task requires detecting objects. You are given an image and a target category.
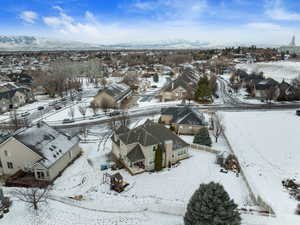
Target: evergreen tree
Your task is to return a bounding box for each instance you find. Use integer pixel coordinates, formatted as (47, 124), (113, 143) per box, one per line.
(184, 182), (241, 225)
(195, 75), (212, 103)
(154, 144), (163, 171)
(193, 127), (212, 147)
(153, 74), (159, 83)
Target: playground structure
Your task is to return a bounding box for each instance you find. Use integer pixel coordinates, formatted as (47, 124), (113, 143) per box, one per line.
(103, 172), (129, 193)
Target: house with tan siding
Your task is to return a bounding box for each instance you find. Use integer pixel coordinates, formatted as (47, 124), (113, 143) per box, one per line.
(92, 83), (132, 109)
(111, 120), (189, 174)
(0, 122), (81, 182)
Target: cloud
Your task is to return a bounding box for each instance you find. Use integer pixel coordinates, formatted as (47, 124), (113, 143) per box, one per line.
(20, 11), (38, 23)
(247, 22), (281, 30)
(43, 6), (74, 27)
(38, 5), (298, 46)
(265, 0), (300, 21)
(130, 0), (207, 20)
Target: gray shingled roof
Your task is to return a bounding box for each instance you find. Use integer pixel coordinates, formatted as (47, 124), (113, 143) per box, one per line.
(161, 106), (205, 126)
(118, 120), (189, 150)
(127, 144), (145, 162)
(162, 68), (200, 92)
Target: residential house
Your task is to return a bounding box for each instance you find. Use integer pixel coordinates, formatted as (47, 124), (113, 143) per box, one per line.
(277, 80), (297, 101)
(92, 83), (132, 109)
(0, 122), (81, 182)
(158, 68), (200, 102)
(111, 120), (189, 174)
(254, 78), (279, 99)
(160, 106), (207, 135)
(0, 82), (34, 113)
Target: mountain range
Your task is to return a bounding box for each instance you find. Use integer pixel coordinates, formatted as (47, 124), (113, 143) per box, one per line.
(0, 36), (281, 51)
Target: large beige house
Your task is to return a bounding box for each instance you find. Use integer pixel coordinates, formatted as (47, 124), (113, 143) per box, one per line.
(111, 120), (189, 174)
(92, 83), (132, 109)
(0, 122), (81, 182)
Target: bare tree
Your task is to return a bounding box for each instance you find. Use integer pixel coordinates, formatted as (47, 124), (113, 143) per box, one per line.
(100, 77), (107, 88)
(12, 187), (49, 210)
(209, 75), (218, 95)
(212, 115), (225, 143)
(90, 102), (99, 116)
(100, 98), (112, 114)
(265, 86), (279, 103)
(68, 107), (75, 120)
(78, 104), (88, 119)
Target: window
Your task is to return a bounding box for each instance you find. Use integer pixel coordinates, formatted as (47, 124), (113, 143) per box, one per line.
(37, 171), (45, 179)
(0, 159), (2, 168)
(4, 150), (8, 157)
(7, 162), (13, 169)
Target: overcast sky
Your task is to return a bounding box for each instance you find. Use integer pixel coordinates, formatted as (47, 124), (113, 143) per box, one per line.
(1, 0), (300, 45)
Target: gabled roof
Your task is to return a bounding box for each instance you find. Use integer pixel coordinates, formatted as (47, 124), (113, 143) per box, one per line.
(255, 78), (279, 90)
(13, 122), (80, 168)
(127, 144), (145, 162)
(99, 83), (131, 102)
(118, 120), (189, 150)
(162, 68), (200, 92)
(161, 106), (205, 126)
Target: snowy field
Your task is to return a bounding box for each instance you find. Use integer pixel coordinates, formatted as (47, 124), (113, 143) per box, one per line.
(236, 61), (300, 83)
(222, 110), (300, 216)
(1, 114), (297, 224)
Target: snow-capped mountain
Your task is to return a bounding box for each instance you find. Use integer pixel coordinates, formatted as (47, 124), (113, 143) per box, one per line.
(0, 36), (280, 51)
(0, 36), (212, 51)
(0, 36), (101, 51)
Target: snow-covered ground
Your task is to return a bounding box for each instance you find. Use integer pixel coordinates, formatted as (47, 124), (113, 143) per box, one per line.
(236, 61), (300, 83)
(222, 110), (300, 217)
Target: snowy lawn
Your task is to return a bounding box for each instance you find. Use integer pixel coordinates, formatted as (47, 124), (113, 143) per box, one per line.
(222, 110), (300, 215)
(49, 131), (252, 214)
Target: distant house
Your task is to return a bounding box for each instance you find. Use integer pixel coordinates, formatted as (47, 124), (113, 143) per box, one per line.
(0, 82), (34, 113)
(158, 68), (200, 102)
(111, 120), (189, 174)
(254, 78), (279, 99)
(278, 80), (297, 101)
(160, 106), (208, 135)
(0, 122), (81, 182)
(92, 83), (132, 109)
(231, 69), (264, 88)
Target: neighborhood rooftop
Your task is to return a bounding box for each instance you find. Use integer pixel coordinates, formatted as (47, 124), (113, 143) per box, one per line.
(118, 119), (189, 150)
(13, 122), (80, 168)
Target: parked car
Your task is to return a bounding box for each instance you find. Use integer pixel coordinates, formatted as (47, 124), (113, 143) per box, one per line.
(296, 110), (300, 116)
(109, 111), (121, 117)
(62, 119), (74, 124)
(55, 105), (62, 110)
(21, 112), (30, 117)
(49, 101), (57, 106)
(37, 106), (44, 110)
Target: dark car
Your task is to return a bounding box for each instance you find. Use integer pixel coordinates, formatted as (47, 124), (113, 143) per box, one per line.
(109, 111), (121, 117)
(21, 112), (30, 117)
(296, 110), (300, 116)
(38, 106), (44, 110)
(62, 118), (74, 124)
(55, 105), (62, 110)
